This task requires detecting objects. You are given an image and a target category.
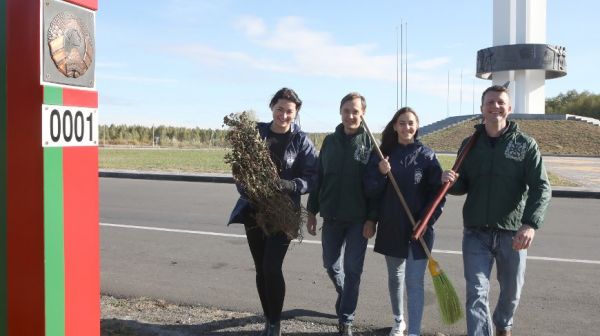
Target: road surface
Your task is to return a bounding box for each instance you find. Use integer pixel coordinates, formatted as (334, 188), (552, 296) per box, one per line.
(100, 178), (600, 335)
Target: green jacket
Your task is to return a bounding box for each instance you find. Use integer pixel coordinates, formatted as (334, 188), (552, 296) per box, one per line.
(307, 123), (377, 223)
(449, 121), (551, 230)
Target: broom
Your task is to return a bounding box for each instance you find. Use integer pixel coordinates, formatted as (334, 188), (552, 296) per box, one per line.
(361, 117), (463, 325)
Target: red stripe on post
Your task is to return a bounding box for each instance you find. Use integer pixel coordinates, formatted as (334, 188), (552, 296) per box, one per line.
(63, 146), (99, 336)
(6, 0), (46, 334)
(63, 0), (98, 11)
(63, 88), (98, 108)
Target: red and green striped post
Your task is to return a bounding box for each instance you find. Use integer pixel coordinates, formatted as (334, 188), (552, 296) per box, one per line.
(1, 0), (99, 335)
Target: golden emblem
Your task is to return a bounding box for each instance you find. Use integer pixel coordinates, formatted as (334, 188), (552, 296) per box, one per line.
(47, 12), (94, 78)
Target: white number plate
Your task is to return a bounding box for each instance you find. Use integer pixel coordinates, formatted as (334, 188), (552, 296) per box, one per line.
(42, 104), (98, 147)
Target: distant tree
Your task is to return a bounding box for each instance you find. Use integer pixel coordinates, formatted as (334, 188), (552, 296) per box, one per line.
(546, 90), (600, 119)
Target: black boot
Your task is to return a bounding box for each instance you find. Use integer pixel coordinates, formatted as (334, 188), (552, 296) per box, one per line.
(267, 321), (281, 336)
(260, 321), (270, 336)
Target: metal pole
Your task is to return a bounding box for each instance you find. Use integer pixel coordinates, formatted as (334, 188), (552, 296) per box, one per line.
(404, 22), (408, 107)
(460, 69), (463, 115)
(400, 20), (403, 108)
(396, 26), (399, 110)
(472, 79), (476, 114)
(447, 70), (450, 117)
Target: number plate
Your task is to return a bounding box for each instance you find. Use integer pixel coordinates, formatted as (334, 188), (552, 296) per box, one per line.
(42, 104), (98, 147)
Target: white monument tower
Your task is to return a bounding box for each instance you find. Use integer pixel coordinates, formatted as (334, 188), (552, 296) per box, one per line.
(476, 0), (566, 114)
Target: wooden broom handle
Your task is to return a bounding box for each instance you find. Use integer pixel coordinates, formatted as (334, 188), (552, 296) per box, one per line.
(411, 130), (480, 241)
(361, 118), (433, 259)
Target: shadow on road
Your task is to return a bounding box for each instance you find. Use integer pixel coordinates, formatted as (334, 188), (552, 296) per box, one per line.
(283, 308), (337, 320)
(102, 313), (391, 335)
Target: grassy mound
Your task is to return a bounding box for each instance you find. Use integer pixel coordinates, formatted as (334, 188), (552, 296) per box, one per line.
(421, 119), (600, 156)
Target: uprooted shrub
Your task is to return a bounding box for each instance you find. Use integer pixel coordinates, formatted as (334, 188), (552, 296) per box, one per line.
(223, 111), (304, 240)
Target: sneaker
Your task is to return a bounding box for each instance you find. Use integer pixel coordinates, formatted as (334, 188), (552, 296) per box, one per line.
(388, 320), (406, 336)
(338, 322), (353, 336)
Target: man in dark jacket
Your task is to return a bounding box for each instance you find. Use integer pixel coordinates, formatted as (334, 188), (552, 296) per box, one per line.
(307, 92), (376, 336)
(443, 85), (551, 336)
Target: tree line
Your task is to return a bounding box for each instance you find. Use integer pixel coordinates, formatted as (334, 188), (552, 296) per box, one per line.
(545, 90), (600, 119)
(99, 124), (329, 149)
(99, 91), (599, 148)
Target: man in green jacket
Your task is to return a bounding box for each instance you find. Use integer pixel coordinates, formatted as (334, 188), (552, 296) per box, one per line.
(442, 85), (551, 336)
(307, 92), (377, 336)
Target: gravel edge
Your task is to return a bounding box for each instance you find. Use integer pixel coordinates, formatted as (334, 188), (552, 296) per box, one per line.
(101, 295), (451, 336)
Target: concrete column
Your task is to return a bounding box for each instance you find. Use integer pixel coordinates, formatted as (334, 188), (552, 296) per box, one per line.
(492, 0), (516, 104)
(514, 0), (547, 113)
(492, 0), (548, 113)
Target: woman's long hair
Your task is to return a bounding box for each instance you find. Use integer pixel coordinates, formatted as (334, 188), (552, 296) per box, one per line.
(379, 107), (420, 157)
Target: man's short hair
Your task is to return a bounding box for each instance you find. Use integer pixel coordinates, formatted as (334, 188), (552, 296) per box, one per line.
(340, 92), (367, 112)
(481, 85), (509, 105)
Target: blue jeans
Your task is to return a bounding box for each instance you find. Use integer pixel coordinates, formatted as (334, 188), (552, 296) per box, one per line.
(463, 228), (527, 336)
(321, 220), (368, 324)
(385, 248), (428, 335)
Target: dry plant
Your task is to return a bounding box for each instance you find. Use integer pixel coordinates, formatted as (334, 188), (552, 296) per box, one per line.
(223, 111), (304, 240)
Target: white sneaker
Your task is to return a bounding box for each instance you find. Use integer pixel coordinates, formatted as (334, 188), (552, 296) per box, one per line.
(388, 320), (406, 336)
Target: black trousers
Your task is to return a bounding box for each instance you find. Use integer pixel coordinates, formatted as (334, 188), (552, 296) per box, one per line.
(244, 221), (291, 323)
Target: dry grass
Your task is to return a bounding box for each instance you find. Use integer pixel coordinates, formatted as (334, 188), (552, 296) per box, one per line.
(421, 119), (600, 156)
(223, 112), (304, 239)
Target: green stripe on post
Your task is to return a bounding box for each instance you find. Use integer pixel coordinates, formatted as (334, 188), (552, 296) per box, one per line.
(44, 85), (63, 105)
(43, 86), (65, 335)
(44, 147), (65, 336)
(0, 0), (9, 333)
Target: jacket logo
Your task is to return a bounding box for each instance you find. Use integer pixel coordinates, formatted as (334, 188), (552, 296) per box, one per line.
(414, 168), (423, 184)
(505, 140), (526, 162)
(286, 154), (296, 167)
(401, 148), (421, 168)
(354, 145), (370, 164)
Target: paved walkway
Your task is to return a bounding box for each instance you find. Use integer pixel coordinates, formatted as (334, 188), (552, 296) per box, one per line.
(544, 156), (600, 191)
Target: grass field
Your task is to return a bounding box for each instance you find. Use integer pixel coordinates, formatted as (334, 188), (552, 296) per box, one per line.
(421, 119), (600, 156)
(99, 147), (577, 186)
(99, 148), (230, 173)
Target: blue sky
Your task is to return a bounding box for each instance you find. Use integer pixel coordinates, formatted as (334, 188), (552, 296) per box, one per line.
(96, 0), (599, 132)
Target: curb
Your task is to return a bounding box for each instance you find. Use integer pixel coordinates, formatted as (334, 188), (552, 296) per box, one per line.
(99, 170), (600, 199)
(99, 170), (234, 184)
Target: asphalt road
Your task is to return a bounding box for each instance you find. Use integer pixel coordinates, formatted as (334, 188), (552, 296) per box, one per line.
(100, 178), (600, 336)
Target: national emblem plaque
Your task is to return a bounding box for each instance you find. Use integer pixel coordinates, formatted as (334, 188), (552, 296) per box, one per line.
(43, 0), (96, 88)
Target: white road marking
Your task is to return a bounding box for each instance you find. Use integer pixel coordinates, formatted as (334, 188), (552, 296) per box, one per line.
(101, 223), (600, 265)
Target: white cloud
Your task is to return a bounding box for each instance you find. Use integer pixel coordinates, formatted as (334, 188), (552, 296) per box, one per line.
(235, 15), (267, 38)
(169, 15), (454, 85)
(170, 44), (293, 73)
(256, 16), (395, 80)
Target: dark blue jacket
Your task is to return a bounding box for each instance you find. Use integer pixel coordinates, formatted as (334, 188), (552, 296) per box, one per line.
(364, 141), (444, 259)
(228, 122), (319, 225)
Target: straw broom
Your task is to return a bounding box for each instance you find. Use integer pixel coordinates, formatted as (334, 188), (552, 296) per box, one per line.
(361, 117), (463, 325)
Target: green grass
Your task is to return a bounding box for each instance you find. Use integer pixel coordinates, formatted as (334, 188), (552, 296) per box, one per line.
(100, 147), (577, 186)
(100, 148), (231, 173)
